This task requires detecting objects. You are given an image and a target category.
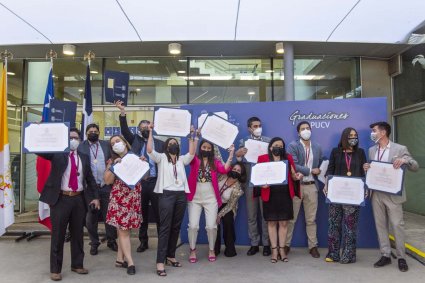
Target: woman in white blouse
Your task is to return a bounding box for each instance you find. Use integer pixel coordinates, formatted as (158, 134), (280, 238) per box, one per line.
(147, 124), (198, 277)
(214, 162), (246, 257)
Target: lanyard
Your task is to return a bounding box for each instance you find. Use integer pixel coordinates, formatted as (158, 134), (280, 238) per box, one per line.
(344, 151), (352, 176)
(304, 147), (310, 166)
(90, 143), (99, 160)
(219, 178), (235, 196)
(377, 146), (387, 161)
(172, 161), (177, 181)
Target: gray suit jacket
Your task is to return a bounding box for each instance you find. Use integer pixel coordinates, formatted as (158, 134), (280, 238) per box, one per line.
(287, 140), (323, 190)
(368, 141), (419, 203)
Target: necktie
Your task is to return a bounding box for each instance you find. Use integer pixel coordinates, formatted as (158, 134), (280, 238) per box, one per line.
(68, 151), (78, 191)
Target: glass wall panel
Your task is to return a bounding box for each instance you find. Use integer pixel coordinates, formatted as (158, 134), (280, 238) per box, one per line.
(104, 58), (187, 104)
(395, 110), (425, 215)
(393, 43), (425, 109)
(274, 57), (361, 101)
(189, 58), (273, 103)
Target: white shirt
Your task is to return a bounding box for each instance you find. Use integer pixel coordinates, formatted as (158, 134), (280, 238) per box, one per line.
(220, 184), (234, 203)
(61, 151), (84, 192)
(300, 139), (314, 182)
(374, 142), (391, 162)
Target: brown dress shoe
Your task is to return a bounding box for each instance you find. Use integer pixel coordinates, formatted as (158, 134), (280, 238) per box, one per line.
(71, 268), (89, 274)
(309, 247), (320, 258)
(50, 273), (62, 281)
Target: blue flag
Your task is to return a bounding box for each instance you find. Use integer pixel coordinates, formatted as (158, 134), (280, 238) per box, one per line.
(82, 64), (93, 140)
(42, 67), (54, 122)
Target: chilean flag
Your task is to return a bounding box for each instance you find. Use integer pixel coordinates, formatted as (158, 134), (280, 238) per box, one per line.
(81, 64), (93, 140)
(36, 67), (55, 230)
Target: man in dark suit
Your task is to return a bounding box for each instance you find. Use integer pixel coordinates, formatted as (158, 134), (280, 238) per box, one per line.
(38, 127), (99, 281)
(115, 100), (164, 252)
(78, 123), (117, 255)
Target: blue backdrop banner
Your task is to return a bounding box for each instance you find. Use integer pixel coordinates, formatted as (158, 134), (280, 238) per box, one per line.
(179, 97), (387, 248)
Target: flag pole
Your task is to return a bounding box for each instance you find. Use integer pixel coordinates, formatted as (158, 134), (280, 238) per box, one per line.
(84, 50), (95, 67)
(45, 49), (57, 70)
(1, 50), (13, 93)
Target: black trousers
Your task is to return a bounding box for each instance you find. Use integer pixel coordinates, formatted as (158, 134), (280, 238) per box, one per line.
(156, 190), (187, 264)
(214, 204), (237, 257)
(86, 188), (117, 246)
(138, 177), (160, 244)
(50, 194), (86, 273)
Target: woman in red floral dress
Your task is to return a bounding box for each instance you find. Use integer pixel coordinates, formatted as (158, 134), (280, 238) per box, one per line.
(104, 135), (143, 275)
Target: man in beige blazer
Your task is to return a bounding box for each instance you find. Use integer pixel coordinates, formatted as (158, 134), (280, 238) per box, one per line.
(364, 122), (419, 272)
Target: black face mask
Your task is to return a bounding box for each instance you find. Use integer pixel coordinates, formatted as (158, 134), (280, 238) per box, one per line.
(271, 147), (283, 156)
(200, 150), (212, 158)
(168, 144), (179, 155)
(228, 170), (241, 180)
(140, 130), (150, 139)
(87, 133), (99, 142)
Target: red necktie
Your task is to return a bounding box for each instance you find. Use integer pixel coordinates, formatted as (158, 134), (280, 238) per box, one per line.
(68, 151), (78, 191)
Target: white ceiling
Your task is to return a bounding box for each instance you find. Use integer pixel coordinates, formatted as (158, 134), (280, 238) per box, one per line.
(0, 0), (424, 45)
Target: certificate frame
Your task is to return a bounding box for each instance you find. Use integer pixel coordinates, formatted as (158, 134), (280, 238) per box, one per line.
(250, 160), (288, 187)
(23, 122), (70, 153)
(326, 175), (366, 206)
(365, 160), (405, 196)
(197, 111), (228, 128)
(109, 153), (150, 189)
(199, 113), (239, 149)
(153, 107), (192, 137)
(244, 138), (269, 164)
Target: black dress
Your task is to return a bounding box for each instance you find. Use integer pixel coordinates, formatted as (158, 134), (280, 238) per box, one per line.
(263, 184), (294, 221)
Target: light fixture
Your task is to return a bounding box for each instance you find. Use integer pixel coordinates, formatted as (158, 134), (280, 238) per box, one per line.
(6, 72), (15, 76)
(90, 70), (98, 74)
(136, 88), (141, 91)
(265, 70), (274, 73)
(275, 42), (284, 54)
(78, 89), (83, 92)
(168, 43), (181, 55)
(248, 91), (255, 95)
(63, 44), (76, 56)
(177, 70), (186, 74)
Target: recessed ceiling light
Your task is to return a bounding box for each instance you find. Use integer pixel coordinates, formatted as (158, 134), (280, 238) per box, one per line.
(90, 70), (98, 74)
(178, 59), (187, 62)
(276, 42), (284, 54)
(136, 88), (141, 91)
(6, 72), (15, 76)
(248, 91), (255, 95)
(177, 70), (186, 74)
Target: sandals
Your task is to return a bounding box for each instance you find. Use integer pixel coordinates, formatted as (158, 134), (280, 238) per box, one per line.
(156, 269), (167, 277)
(271, 247), (279, 263)
(208, 250), (216, 262)
(166, 258), (182, 267)
(279, 247), (289, 262)
(115, 260), (128, 268)
(189, 249), (197, 263)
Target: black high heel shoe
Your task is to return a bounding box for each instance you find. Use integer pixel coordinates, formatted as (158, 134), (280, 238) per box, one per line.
(271, 247), (279, 263)
(115, 260), (128, 268)
(279, 247), (289, 262)
(166, 258), (182, 267)
(127, 265), (136, 275)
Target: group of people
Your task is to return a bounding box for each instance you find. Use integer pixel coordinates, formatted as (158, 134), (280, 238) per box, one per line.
(37, 100), (419, 281)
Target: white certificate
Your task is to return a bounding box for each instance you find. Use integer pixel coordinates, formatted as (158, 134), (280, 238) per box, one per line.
(244, 139), (269, 164)
(197, 111), (228, 128)
(200, 114), (239, 149)
(153, 107), (192, 137)
(23, 122), (70, 153)
(365, 161), (404, 195)
(318, 160), (329, 184)
(110, 153), (150, 189)
(250, 161), (288, 186)
(326, 176), (365, 206)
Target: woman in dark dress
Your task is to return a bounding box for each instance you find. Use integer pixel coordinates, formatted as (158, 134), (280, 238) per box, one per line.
(257, 137), (302, 263)
(324, 127), (367, 264)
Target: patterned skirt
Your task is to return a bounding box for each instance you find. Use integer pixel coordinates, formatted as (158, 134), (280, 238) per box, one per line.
(106, 179), (142, 230)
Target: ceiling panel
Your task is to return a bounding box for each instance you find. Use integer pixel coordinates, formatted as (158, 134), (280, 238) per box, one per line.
(118, 0), (239, 41)
(236, 0), (359, 41)
(0, 0), (139, 44)
(328, 0), (425, 43)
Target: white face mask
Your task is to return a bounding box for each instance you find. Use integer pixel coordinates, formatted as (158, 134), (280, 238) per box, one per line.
(70, 139), (79, 151)
(113, 141), (126, 154)
(300, 129), (311, 141)
(370, 132), (381, 143)
(252, 127), (262, 137)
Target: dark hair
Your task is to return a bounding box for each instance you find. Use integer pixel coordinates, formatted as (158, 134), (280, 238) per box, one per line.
(247, 116), (261, 128)
(138, 120), (151, 128)
(296, 121), (311, 133)
(197, 139), (216, 171)
(70, 127), (81, 139)
(338, 127), (359, 150)
(267, 137), (287, 161)
(109, 135), (131, 161)
(369, 121), (391, 137)
(85, 123), (99, 133)
(232, 161), (247, 183)
(163, 138), (180, 162)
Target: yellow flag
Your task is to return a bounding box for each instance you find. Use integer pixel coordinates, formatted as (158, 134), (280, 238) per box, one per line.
(0, 64), (14, 236)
